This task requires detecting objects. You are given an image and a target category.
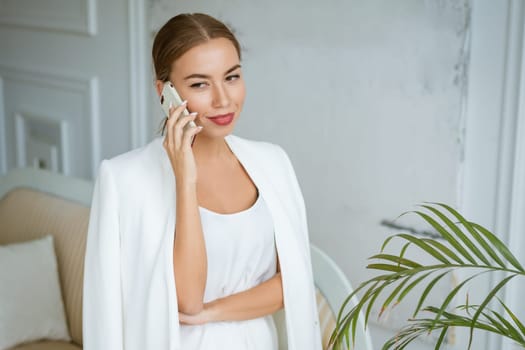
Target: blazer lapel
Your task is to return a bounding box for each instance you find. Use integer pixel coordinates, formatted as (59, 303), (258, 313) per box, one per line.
(225, 135), (306, 348)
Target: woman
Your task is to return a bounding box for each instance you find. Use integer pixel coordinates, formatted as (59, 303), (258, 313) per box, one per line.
(83, 13), (321, 350)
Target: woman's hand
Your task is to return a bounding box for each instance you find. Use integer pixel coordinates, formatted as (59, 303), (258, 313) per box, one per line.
(162, 101), (203, 186)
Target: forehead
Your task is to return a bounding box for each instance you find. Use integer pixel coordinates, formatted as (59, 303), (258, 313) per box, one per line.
(171, 38), (240, 76)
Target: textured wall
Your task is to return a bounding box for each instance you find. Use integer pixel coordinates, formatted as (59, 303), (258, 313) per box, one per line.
(148, 1), (470, 348)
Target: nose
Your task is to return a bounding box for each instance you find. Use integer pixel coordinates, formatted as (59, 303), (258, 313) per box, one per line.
(211, 83), (231, 109)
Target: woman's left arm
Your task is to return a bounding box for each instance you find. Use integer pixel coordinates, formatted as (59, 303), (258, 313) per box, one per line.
(179, 262), (283, 325)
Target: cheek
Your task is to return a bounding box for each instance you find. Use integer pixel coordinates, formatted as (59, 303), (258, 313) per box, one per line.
(187, 94), (210, 113)
(231, 82), (246, 105)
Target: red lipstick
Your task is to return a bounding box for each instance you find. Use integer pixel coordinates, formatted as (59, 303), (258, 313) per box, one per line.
(207, 112), (234, 126)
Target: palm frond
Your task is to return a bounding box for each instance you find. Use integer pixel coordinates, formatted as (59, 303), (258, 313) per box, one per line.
(383, 304), (525, 349)
(330, 203), (525, 349)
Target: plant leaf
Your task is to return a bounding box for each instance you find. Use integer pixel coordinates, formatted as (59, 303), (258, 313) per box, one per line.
(470, 222), (524, 272)
(422, 238), (464, 264)
(421, 204), (490, 266)
(430, 271), (490, 331)
(397, 271), (434, 304)
(365, 283), (383, 326)
(488, 309), (523, 342)
(435, 203), (508, 269)
(414, 210), (477, 264)
(413, 270), (452, 317)
(368, 254), (422, 268)
(393, 233), (451, 264)
(435, 326), (448, 350)
(367, 263), (408, 273)
(381, 276), (412, 316)
(497, 297), (525, 337)
(336, 279), (377, 324)
(469, 274), (518, 349)
(381, 234), (397, 253)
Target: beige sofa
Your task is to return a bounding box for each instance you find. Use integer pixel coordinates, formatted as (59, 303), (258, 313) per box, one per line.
(0, 167), (371, 350)
(0, 168), (92, 350)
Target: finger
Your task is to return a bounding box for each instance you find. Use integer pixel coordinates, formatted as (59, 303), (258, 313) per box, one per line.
(178, 312), (198, 325)
(174, 111), (197, 130)
(166, 101), (188, 148)
(174, 113), (198, 149)
(167, 100), (187, 120)
(181, 124), (204, 149)
(163, 125), (170, 151)
(178, 312), (188, 324)
(165, 103), (175, 149)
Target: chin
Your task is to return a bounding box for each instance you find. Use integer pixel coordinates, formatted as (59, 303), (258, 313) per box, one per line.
(201, 125), (236, 140)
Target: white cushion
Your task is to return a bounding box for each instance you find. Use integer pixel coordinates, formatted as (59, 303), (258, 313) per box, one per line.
(0, 236), (71, 350)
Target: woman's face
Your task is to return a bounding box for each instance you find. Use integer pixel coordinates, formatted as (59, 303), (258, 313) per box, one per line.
(159, 37), (245, 139)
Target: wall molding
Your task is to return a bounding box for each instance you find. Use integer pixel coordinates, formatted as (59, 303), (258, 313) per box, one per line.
(0, 64), (100, 178)
(0, 77), (6, 175)
(14, 112), (70, 174)
(0, 0), (97, 36)
(89, 76), (100, 179)
(128, 0), (149, 148)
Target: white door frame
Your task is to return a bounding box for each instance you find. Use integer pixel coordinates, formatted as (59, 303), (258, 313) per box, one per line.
(461, 1), (525, 349)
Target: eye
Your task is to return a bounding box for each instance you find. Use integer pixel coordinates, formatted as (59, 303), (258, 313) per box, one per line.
(226, 74), (240, 82)
(190, 82), (208, 89)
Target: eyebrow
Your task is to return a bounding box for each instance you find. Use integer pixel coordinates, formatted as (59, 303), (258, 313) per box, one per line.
(183, 64), (241, 80)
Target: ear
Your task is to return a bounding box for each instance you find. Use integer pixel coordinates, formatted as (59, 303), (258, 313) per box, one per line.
(154, 80), (164, 98)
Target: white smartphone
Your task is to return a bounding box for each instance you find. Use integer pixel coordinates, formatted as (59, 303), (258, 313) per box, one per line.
(160, 81), (197, 133)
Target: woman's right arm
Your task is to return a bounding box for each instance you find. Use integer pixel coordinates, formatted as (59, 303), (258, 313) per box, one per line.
(163, 101), (206, 315)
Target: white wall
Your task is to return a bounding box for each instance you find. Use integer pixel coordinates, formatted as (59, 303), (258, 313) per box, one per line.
(148, 1), (469, 349)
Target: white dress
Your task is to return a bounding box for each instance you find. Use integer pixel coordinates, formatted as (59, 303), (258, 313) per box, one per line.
(179, 190), (279, 350)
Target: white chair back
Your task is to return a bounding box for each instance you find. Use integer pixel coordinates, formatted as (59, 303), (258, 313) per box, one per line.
(310, 245), (373, 350)
(272, 244), (373, 350)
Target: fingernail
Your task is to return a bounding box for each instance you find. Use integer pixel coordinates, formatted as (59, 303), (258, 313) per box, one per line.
(168, 101), (173, 108)
(189, 112), (198, 116)
(197, 126), (203, 130)
(181, 100), (188, 105)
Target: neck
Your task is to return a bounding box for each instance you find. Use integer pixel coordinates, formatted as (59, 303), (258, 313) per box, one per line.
(191, 133), (232, 162)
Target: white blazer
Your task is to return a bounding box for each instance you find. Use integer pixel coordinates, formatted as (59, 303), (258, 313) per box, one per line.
(83, 134), (322, 350)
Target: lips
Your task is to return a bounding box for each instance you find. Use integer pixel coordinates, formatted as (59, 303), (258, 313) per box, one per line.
(207, 112), (234, 126)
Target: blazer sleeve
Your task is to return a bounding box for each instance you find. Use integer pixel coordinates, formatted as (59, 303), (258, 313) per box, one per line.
(278, 145), (323, 347)
(83, 160), (124, 349)
(277, 146), (311, 252)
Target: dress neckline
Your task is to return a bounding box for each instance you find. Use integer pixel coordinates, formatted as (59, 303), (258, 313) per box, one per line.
(199, 192), (261, 217)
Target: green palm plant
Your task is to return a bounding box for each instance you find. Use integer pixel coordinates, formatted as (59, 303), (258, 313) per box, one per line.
(329, 202), (525, 350)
